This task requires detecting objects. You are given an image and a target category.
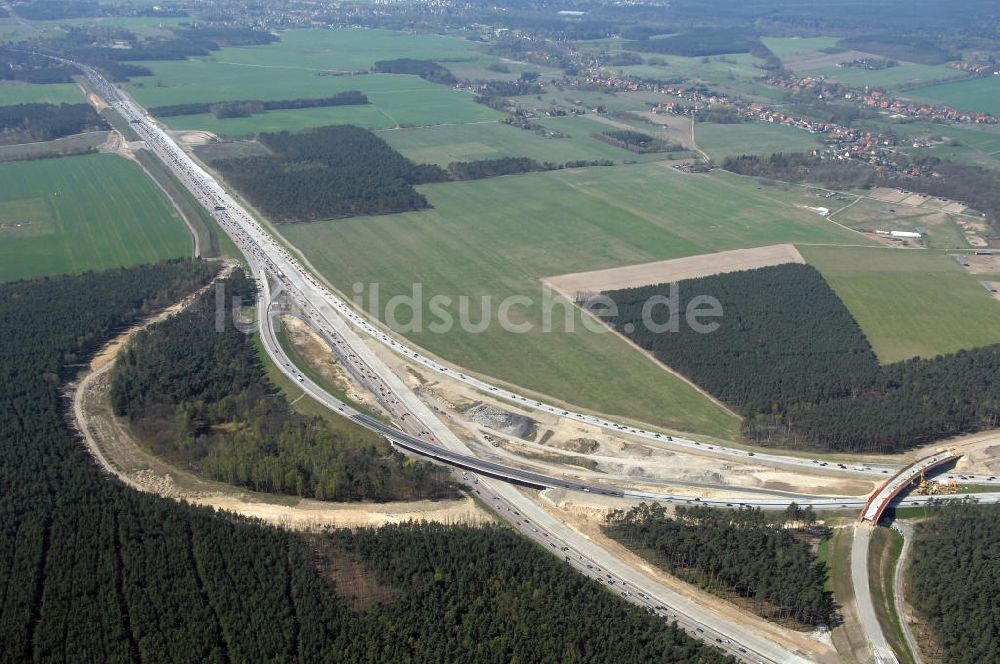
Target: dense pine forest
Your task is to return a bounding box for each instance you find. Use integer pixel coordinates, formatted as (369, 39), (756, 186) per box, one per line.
(907, 501), (1000, 664)
(0, 103), (106, 144)
(0, 262), (733, 663)
(149, 91), (368, 118)
(601, 264), (1000, 452)
(209, 125), (448, 221)
(110, 269), (455, 501)
(604, 503), (835, 627)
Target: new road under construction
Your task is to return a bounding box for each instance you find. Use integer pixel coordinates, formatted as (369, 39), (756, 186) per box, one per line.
(65, 54), (1000, 664)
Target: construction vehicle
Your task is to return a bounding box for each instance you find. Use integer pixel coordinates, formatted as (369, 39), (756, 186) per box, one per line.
(912, 470), (959, 495)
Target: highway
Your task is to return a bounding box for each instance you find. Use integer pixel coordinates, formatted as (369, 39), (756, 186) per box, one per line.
(66, 58), (1000, 664)
(50, 51), (1000, 486)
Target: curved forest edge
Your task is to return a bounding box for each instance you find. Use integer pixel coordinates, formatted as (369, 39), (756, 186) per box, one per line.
(0, 258), (736, 663)
(109, 268), (458, 502)
(73, 264), (482, 526)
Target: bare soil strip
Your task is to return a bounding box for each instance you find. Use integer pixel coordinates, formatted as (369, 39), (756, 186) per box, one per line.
(543, 243), (805, 300)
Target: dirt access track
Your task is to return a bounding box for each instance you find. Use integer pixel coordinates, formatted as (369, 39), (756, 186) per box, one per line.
(543, 243), (804, 299)
(72, 271), (490, 531)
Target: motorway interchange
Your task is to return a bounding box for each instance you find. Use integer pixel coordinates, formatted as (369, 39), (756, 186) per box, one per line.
(73, 58), (1000, 663)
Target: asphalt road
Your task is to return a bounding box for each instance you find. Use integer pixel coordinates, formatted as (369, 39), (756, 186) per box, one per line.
(61, 52), (1000, 487)
(851, 526), (899, 664)
(63, 59), (998, 664)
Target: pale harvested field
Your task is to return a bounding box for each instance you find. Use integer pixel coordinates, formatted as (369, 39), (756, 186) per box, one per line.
(633, 112), (694, 148)
(869, 187), (967, 213)
(963, 254), (1000, 274)
(171, 129), (219, 146)
(543, 243), (805, 299)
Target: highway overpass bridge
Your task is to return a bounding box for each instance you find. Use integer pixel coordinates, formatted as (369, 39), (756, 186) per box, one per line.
(860, 450), (961, 524)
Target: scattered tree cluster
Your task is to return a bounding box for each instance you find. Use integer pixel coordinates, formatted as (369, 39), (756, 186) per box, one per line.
(372, 58), (456, 84)
(150, 91), (369, 118)
(694, 106), (743, 124)
(722, 153), (1000, 227)
(593, 129), (683, 153)
(110, 270), (455, 501)
(605, 503), (834, 626)
(722, 153), (878, 190)
(0, 103), (105, 145)
(472, 76), (545, 99)
(601, 264), (1000, 452)
(446, 156), (614, 179)
(0, 262), (733, 663)
(908, 500), (1000, 664)
(209, 125), (448, 221)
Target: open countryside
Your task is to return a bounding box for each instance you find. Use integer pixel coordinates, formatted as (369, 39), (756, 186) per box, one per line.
(3, 3), (1000, 664)
(278, 163), (866, 434)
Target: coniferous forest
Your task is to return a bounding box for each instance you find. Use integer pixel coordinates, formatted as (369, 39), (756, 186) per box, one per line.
(604, 503), (835, 627)
(601, 264), (1000, 452)
(110, 269), (455, 501)
(907, 501), (1000, 664)
(209, 125), (448, 221)
(0, 261), (734, 663)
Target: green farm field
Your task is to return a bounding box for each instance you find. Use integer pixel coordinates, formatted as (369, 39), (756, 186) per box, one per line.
(128, 28), (504, 134)
(800, 246), (1000, 363)
(0, 154), (192, 282)
(804, 63), (965, 90)
(134, 72), (500, 135)
(694, 121), (822, 161)
(162, 85), (500, 136)
(0, 82), (84, 104)
(382, 119), (621, 165)
(760, 37), (841, 59)
(382, 115), (687, 166)
(907, 76), (1000, 116)
(277, 164), (867, 434)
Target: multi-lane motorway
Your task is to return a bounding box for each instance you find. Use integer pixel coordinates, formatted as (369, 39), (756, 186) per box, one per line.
(81, 54), (1000, 486)
(68, 58), (1000, 663)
